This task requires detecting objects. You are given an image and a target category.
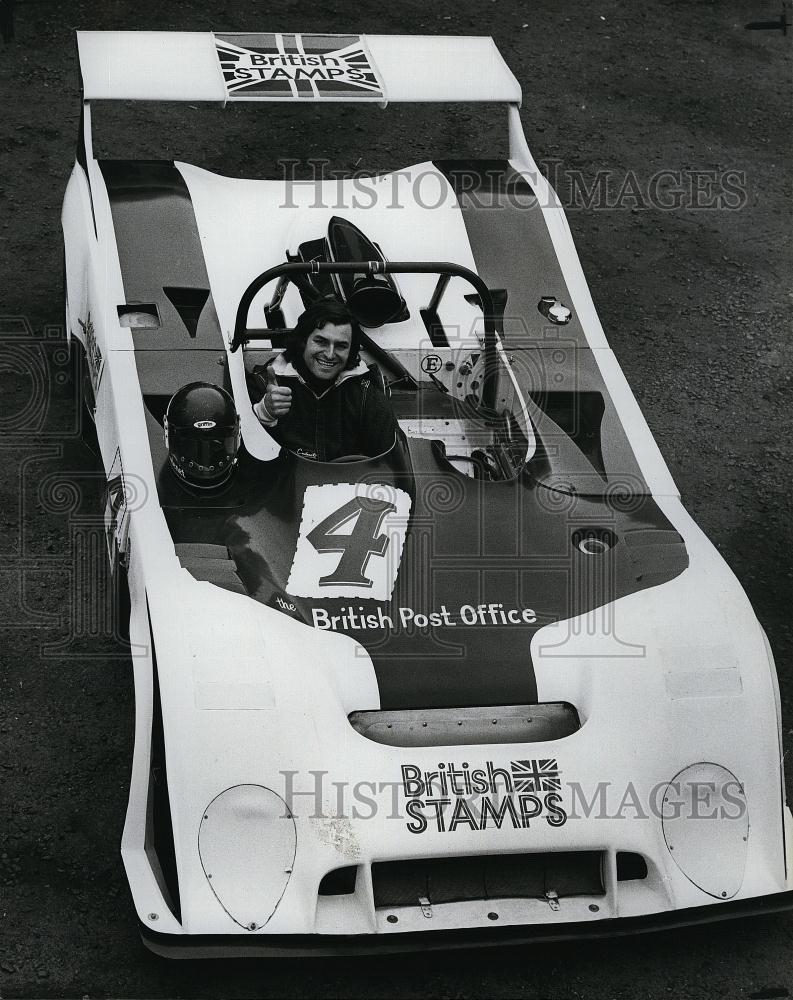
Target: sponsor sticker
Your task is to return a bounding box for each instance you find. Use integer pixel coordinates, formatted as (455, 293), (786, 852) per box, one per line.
(215, 33), (384, 101)
(311, 603), (537, 631)
(104, 448), (129, 571)
(78, 313), (103, 391)
(400, 758), (568, 834)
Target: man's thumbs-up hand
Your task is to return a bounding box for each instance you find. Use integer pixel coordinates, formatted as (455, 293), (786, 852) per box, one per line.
(254, 365), (292, 424)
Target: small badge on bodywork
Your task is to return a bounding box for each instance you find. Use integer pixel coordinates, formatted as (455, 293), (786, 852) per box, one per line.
(78, 313), (103, 391)
(421, 354), (442, 374)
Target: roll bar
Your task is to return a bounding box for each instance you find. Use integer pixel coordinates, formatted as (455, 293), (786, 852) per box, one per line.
(231, 261), (501, 408)
(231, 260), (496, 350)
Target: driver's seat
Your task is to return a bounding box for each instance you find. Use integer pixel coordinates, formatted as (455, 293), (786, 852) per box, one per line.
(367, 361), (389, 397)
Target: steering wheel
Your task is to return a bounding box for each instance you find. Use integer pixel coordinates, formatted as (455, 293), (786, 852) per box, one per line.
(330, 454), (371, 463)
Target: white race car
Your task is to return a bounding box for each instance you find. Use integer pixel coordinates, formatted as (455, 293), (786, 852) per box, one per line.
(62, 31), (793, 956)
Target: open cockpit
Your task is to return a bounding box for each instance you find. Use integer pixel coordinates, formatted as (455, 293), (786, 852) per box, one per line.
(231, 215), (535, 480)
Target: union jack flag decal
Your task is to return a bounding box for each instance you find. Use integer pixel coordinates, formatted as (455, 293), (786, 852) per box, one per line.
(214, 33), (384, 102)
(510, 759), (561, 793)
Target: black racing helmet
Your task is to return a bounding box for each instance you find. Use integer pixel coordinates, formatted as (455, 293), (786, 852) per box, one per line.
(164, 382), (240, 490)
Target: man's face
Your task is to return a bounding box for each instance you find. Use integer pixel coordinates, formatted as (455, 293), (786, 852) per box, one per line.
(303, 323), (352, 381)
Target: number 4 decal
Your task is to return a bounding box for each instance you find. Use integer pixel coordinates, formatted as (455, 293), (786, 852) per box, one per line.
(286, 484), (411, 600)
(307, 496), (396, 588)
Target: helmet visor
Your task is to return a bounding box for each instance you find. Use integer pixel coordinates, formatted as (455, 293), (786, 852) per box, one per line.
(168, 425), (239, 485)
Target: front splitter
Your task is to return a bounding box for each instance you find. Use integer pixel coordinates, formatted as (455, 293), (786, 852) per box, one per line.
(140, 889), (793, 959)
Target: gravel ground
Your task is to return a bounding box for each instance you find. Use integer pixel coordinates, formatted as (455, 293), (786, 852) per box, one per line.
(1, 1), (792, 997)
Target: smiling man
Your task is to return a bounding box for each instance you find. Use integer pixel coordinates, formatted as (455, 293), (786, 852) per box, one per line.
(252, 297), (398, 462)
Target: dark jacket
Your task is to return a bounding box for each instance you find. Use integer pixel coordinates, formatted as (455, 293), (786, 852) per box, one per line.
(252, 354), (398, 462)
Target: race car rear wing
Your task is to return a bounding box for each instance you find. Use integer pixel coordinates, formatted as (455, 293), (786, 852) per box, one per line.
(76, 31), (522, 105)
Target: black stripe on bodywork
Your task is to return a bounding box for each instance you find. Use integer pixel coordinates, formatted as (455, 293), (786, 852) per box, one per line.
(434, 159), (647, 494)
(98, 160), (224, 354)
(158, 434), (688, 712)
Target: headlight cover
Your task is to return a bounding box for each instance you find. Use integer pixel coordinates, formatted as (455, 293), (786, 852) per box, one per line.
(199, 784), (296, 930)
(661, 762), (748, 899)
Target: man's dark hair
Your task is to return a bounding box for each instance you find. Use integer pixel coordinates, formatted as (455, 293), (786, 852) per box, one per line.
(284, 297), (361, 369)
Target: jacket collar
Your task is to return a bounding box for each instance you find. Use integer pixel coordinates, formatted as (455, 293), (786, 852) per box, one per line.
(272, 352), (369, 396)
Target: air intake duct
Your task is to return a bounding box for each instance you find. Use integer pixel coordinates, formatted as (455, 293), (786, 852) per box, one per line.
(326, 216), (408, 328)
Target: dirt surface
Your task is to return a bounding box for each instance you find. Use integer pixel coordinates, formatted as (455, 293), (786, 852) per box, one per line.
(1, 1), (792, 997)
